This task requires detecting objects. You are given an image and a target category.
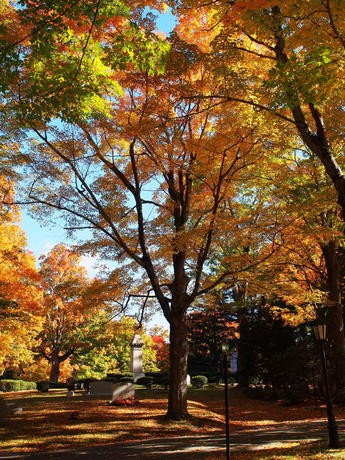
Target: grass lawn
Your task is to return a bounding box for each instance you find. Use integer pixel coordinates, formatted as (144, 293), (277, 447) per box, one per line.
(1, 387), (345, 459)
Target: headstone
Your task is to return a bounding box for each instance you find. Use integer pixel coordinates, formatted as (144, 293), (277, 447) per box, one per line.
(230, 351), (238, 373)
(130, 334), (145, 382)
(186, 374), (191, 385)
(89, 380), (116, 397)
(112, 382), (135, 401)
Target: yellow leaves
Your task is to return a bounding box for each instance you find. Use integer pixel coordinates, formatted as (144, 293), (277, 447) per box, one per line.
(0, 308), (43, 373)
(0, 183), (45, 370)
(0, 223), (42, 310)
(271, 303), (316, 327)
(0, 178), (20, 223)
(176, 8), (222, 53)
(223, 0), (275, 23)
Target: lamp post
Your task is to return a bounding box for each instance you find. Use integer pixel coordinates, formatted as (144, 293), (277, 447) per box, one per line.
(312, 324), (340, 449)
(222, 343), (230, 460)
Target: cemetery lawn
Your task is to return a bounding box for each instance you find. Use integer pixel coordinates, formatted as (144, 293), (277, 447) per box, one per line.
(1, 387), (345, 459)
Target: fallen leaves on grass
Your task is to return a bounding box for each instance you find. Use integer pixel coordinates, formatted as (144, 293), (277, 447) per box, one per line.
(1, 387), (345, 459)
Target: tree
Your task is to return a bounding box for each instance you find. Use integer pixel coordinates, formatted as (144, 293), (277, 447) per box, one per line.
(239, 299), (314, 398)
(150, 326), (169, 372)
(2, 0), (321, 418)
(38, 244), (112, 382)
(6, 45), (279, 418)
(0, 299), (42, 376)
(174, 0), (345, 214)
(253, 154), (345, 396)
(0, 0), (169, 123)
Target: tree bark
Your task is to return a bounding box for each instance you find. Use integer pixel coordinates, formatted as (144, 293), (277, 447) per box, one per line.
(167, 311), (189, 420)
(321, 241), (345, 400)
(49, 353), (61, 382)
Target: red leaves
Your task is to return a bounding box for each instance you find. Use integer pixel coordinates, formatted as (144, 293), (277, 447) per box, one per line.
(110, 396), (140, 406)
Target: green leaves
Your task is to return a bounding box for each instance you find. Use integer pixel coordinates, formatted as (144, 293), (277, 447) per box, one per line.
(107, 25), (170, 75)
(265, 45), (339, 108)
(0, 0), (170, 124)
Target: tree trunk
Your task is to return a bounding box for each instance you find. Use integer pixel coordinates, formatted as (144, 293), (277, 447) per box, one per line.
(321, 241), (345, 401)
(271, 7), (345, 220)
(167, 312), (189, 420)
(49, 353), (61, 382)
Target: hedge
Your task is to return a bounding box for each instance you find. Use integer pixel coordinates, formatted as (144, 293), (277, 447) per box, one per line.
(0, 379), (36, 392)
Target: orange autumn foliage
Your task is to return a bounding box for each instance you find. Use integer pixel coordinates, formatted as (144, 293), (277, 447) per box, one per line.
(0, 181), (43, 374)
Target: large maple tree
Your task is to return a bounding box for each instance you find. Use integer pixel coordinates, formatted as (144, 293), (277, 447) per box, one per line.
(9, 48), (278, 417)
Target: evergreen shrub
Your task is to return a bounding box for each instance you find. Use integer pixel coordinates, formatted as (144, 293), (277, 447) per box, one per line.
(191, 375), (208, 388)
(36, 381), (50, 392)
(136, 376), (154, 388)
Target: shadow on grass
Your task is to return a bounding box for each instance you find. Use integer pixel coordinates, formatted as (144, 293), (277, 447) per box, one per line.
(228, 438), (345, 460)
(1, 388), (345, 457)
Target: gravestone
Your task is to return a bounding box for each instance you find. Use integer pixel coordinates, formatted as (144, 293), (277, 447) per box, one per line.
(130, 334), (145, 382)
(89, 380), (116, 397)
(112, 382), (135, 401)
(230, 351), (238, 373)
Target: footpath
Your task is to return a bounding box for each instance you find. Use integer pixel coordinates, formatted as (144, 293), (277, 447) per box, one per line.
(1, 418), (344, 459)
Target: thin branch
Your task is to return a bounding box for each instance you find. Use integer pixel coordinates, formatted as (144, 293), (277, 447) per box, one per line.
(71, 0), (101, 84)
(184, 94), (296, 124)
(323, 0), (345, 49)
(235, 46), (275, 60)
(78, 124), (137, 195)
(194, 246), (280, 299)
(242, 30), (275, 51)
(32, 129), (143, 265)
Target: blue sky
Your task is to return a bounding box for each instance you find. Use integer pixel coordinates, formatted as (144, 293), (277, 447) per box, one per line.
(155, 8), (177, 33)
(19, 9), (176, 329)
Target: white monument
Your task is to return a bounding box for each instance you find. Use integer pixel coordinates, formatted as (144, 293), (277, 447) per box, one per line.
(112, 382), (135, 401)
(130, 334), (145, 382)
